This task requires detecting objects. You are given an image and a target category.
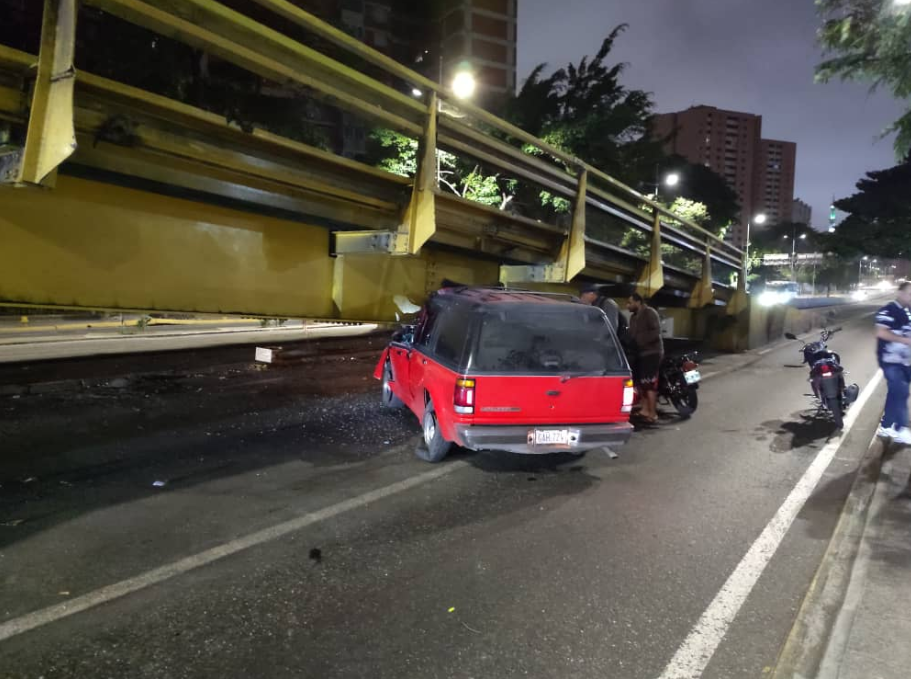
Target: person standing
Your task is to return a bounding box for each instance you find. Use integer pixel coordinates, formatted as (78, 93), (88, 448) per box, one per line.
(875, 281), (911, 442)
(579, 284), (627, 338)
(627, 292), (663, 424)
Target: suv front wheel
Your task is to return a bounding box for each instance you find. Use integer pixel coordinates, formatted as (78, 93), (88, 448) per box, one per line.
(381, 361), (405, 409)
(417, 402), (452, 463)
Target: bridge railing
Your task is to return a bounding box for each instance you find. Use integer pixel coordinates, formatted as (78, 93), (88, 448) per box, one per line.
(5, 0), (746, 302)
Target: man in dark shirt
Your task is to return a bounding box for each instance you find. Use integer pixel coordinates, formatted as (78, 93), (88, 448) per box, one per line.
(579, 283), (623, 335)
(627, 292), (663, 423)
(875, 281), (911, 442)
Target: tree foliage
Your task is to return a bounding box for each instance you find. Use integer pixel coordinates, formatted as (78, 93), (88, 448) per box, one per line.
(658, 155), (741, 235)
(816, 0), (911, 156)
(828, 159), (911, 257)
(505, 25), (664, 186)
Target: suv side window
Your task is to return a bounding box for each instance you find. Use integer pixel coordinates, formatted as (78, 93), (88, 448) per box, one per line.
(414, 302), (439, 350)
(432, 306), (472, 367)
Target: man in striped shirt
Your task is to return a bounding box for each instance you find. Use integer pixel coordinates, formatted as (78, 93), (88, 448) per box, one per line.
(875, 281), (911, 442)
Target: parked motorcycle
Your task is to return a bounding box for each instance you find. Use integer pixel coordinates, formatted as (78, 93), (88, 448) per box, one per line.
(658, 352), (701, 417)
(784, 327), (859, 429)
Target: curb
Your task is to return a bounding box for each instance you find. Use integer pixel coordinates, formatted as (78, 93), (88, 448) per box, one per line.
(770, 432), (884, 679)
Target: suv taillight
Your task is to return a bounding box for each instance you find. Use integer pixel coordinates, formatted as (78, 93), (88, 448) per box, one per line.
(622, 378), (635, 413)
(454, 378), (476, 414)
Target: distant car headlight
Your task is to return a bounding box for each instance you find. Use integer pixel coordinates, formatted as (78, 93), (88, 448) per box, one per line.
(852, 289), (869, 301)
(759, 291), (780, 307)
(877, 281), (893, 291)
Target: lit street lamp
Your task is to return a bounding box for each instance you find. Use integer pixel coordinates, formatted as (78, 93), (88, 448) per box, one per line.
(858, 255), (869, 286)
(783, 228), (808, 282)
(646, 171), (681, 200)
(744, 213), (766, 280)
(451, 71), (476, 100)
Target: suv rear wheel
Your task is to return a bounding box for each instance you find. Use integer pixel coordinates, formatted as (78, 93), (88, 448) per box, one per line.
(416, 402), (452, 463)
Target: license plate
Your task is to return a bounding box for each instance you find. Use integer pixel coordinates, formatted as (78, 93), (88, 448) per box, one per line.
(530, 429), (570, 446)
(684, 370), (701, 385)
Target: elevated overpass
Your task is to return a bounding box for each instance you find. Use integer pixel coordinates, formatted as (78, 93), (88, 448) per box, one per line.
(0, 0), (747, 323)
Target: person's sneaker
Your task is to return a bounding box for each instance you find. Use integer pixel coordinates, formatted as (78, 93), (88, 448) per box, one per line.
(877, 425), (898, 438)
(893, 427), (911, 445)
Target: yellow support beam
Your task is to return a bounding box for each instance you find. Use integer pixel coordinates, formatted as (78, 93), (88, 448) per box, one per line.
(561, 169), (588, 281)
(405, 93), (438, 255)
(689, 247), (715, 309)
(636, 208), (665, 298)
(727, 256), (750, 315)
(15, 0), (77, 185)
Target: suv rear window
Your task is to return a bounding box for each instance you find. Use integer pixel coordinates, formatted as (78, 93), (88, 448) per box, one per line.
(468, 304), (626, 375)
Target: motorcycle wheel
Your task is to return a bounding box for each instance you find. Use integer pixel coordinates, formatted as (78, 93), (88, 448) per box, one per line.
(826, 396), (844, 430)
(670, 385), (698, 418)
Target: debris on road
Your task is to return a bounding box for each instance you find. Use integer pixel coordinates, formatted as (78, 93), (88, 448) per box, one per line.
(309, 548), (322, 563)
(461, 621), (482, 634)
(152, 480), (168, 488)
(2, 519), (25, 527)
(21, 477), (36, 484)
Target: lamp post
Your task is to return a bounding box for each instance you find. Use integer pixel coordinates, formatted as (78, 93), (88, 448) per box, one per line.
(744, 213), (766, 281)
(858, 255), (869, 286)
(647, 170), (680, 200)
(782, 227), (807, 282)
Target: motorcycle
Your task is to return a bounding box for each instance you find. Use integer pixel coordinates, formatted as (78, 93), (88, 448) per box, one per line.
(658, 352), (701, 417)
(784, 327), (859, 429)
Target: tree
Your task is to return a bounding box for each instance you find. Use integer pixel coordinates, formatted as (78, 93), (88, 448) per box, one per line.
(657, 155), (741, 236)
(817, 0), (911, 156)
(505, 26), (664, 186)
(828, 159), (911, 257)
(369, 129), (516, 210)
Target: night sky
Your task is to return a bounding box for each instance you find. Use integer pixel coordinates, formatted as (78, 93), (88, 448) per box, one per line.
(517, 0), (906, 230)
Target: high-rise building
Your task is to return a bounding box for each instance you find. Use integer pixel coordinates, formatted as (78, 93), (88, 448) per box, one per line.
(791, 198), (812, 226)
(652, 105), (797, 248)
(756, 140), (796, 227)
(438, 0), (518, 107)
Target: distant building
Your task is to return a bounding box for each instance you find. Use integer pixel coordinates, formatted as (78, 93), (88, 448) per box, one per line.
(791, 198), (812, 226)
(652, 105), (797, 249)
(438, 0), (518, 108)
(756, 139), (796, 227)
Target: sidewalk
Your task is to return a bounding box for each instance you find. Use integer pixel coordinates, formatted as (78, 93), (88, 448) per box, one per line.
(815, 442), (911, 679)
(0, 322), (378, 364)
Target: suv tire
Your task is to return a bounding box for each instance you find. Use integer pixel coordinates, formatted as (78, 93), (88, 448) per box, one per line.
(381, 361), (405, 409)
(417, 402), (452, 463)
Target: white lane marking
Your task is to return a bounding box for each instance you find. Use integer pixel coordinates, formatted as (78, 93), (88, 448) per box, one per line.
(657, 370), (883, 679)
(0, 461), (467, 642)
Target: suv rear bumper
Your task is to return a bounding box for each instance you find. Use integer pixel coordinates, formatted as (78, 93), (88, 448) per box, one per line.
(454, 422), (634, 455)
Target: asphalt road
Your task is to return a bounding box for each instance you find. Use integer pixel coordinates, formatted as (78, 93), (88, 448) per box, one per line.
(0, 303), (888, 679)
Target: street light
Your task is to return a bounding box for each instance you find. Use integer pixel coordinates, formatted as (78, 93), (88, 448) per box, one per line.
(783, 228), (808, 282)
(744, 213), (766, 282)
(451, 71), (476, 100)
(664, 172), (680, 188)
(858, 255), (869, 286)
(411, 87), (423, 97)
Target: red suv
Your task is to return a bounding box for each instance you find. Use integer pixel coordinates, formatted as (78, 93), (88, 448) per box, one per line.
(375, 287), (635, 462)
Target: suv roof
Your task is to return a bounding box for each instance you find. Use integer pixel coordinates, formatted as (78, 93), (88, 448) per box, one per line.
(434, 286), (580, 306)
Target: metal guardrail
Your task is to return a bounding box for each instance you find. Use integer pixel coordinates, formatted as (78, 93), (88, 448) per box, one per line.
(2, 0), (746, 299)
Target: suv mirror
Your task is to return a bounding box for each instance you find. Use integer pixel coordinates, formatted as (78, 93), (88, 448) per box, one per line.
(393, 324), (416, 345)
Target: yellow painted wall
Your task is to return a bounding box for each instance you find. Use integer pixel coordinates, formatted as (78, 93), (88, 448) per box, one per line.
(0, 175), (336, 317)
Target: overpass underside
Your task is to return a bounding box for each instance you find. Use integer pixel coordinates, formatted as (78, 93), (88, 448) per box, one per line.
(0, 0), (748, 323)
